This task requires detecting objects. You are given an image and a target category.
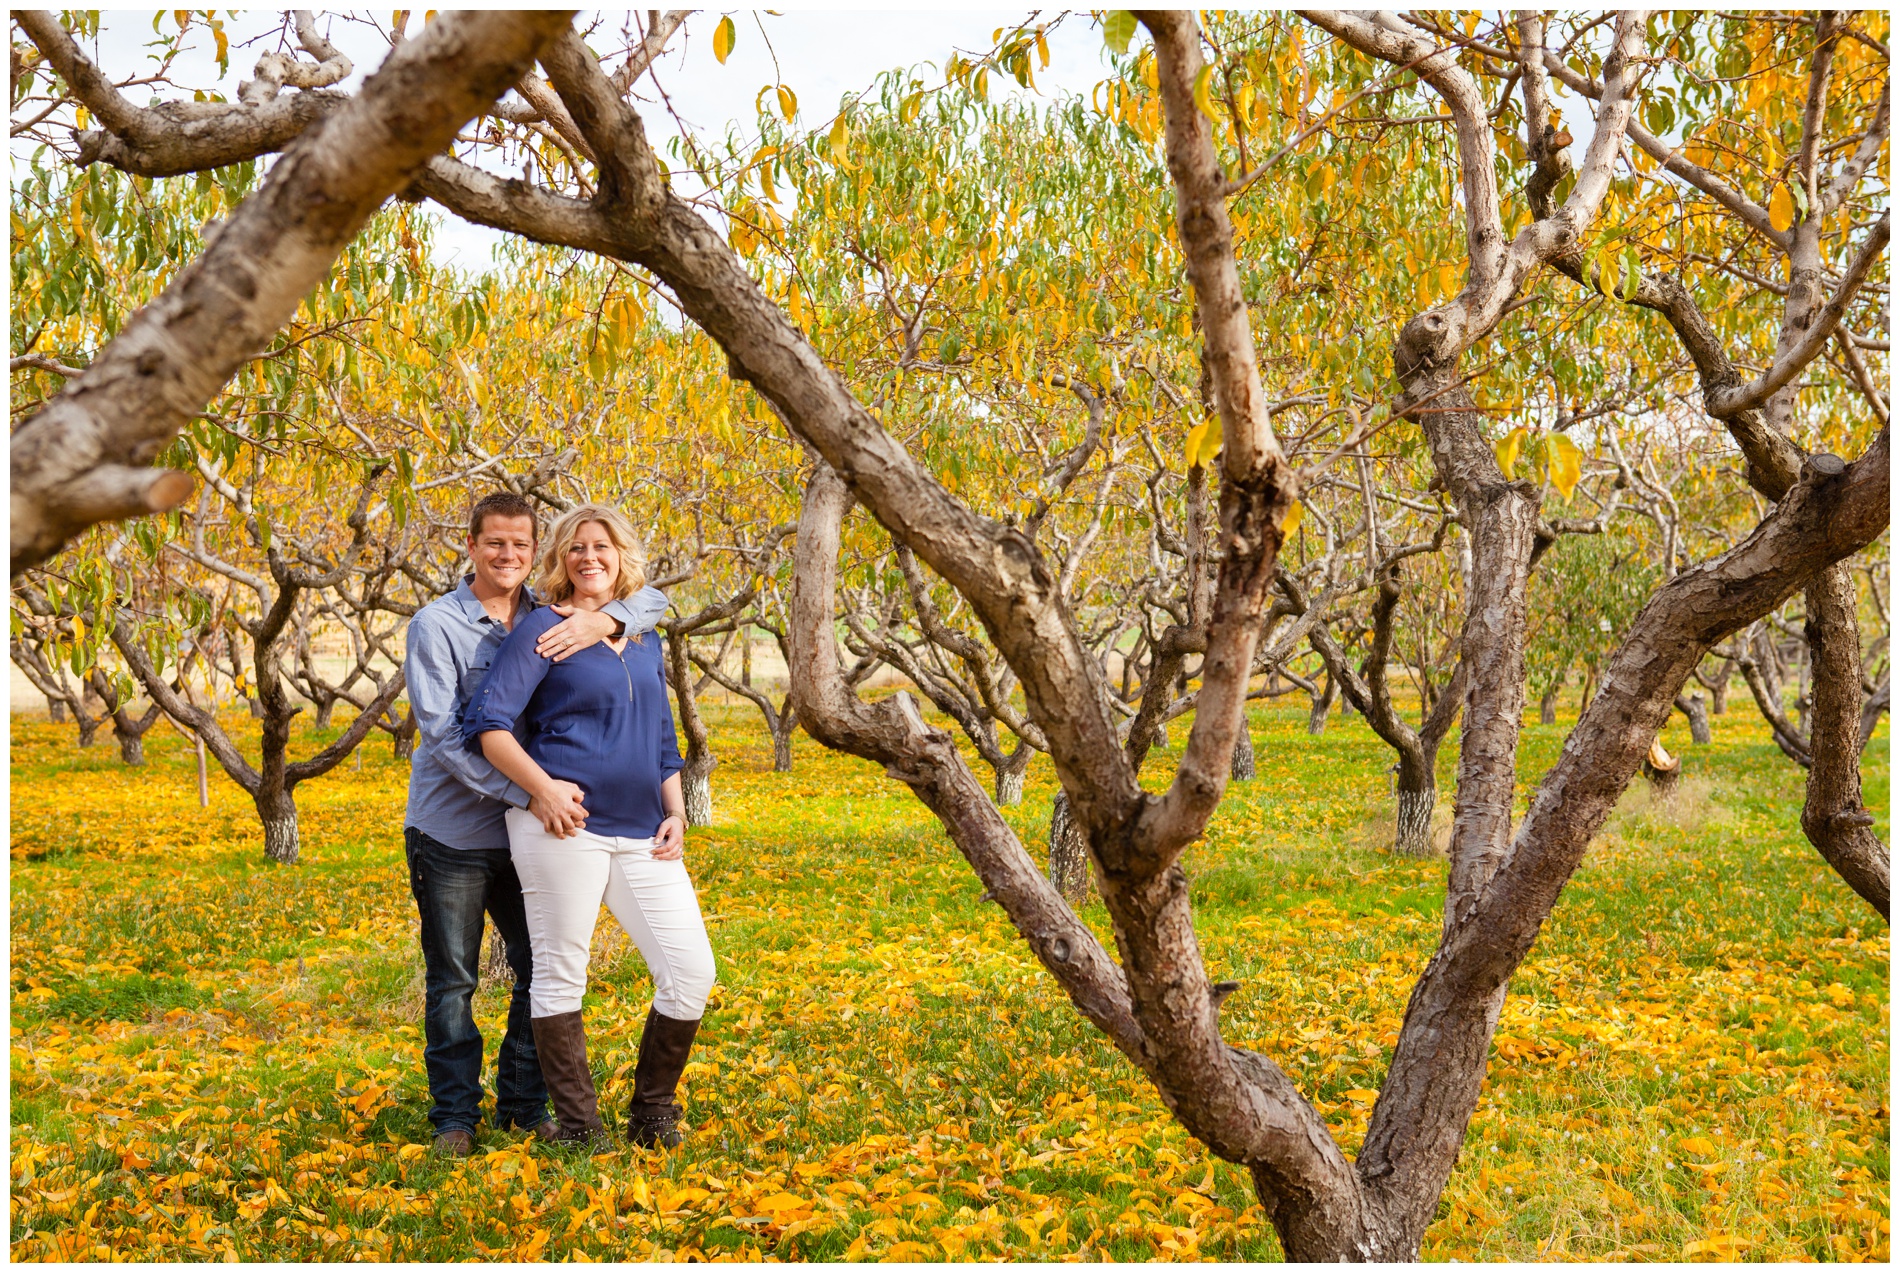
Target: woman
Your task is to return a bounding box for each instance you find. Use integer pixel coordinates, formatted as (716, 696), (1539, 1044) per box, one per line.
(461, 504), (715, 1149)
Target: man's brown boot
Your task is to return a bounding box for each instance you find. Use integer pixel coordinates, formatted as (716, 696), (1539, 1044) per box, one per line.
(530, 1011), (610, 1149)
(626, 1008), (701, 1149)
(431, 1128), (476, 1158)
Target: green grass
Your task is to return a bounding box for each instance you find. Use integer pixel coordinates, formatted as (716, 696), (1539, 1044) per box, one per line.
(8, 695), (1889, 1261)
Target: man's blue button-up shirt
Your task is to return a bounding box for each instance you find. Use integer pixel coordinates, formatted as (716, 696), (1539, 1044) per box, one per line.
(403, 577), (667, 849)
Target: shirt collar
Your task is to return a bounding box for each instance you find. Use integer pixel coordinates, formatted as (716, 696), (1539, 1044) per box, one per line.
(452, 575), (544, 624)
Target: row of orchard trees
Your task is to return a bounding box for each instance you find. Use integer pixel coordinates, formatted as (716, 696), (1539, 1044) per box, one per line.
(22, 118), (1878, 864)
(9, 9), (1889, 1261)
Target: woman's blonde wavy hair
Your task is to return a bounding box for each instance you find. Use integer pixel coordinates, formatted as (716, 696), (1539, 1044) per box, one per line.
(534, 504), (648, 607)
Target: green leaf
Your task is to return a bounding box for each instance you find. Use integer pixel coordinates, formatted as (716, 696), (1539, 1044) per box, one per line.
(1103, 10), (1137, 55)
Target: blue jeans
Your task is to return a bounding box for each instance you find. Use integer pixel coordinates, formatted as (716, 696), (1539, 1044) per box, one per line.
(404, 827), (547, 1136)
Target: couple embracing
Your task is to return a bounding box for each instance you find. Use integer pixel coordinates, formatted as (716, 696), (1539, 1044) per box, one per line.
(402, 492), (715, 1154)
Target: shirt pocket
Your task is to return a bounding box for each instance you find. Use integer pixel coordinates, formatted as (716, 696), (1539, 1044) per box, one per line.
(457, 660), (493, 706)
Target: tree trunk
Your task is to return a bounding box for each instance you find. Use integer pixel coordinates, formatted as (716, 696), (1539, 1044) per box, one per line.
(1307, 674), (1337, 735)
(391, 708), (418, 761)
(312, 696), (336, 730)
(117, 730), (145, 765)
(484, 927), (512, 984)
(1708, 658), (1733, 714)
(770, 721), (793, 772)
(1230, 726), (1256, 780)
(994, 745), (1032, 807)
(1046, 790), (1092, 905)
(46, 696), (67, 723)
(75, 714), (102, 747)
(1674, 691), (1712, 745)
(258, 787), (299, 865)
(665, 628), (719, 823)
(1539, 682), (1560, 725)
(1799, 561), (1889, 918)
(683, 768), (714, 826)
(1393, 748), (1438, 858)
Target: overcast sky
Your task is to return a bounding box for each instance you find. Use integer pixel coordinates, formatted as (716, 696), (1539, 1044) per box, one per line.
(69, 9), (1117, 272)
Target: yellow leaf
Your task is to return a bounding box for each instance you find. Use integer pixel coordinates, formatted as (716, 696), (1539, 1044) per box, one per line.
(776, 84), (798, 122)
(1493, 426), (1527, 475)
(213, 25), (228, 64)
(1281, 499), (1304, 537)
(1768, 183), (1794, 233)
(712, 15), (735, 64)
(1546, 432), (1583, 500)
(1684, 1234), (1753, 1258)
(1184, 421), (1209, 471)
(828, 113), (849, 165)
(1594, 244), (1617, 295)
(1343, 1088), (1378, 1104)
(1192, 65), (1220, 123)
(627, 1177), (652, 1210)
(1679, 1135), (1717, 1158)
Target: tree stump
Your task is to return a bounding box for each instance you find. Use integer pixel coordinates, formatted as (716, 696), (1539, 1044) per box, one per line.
(1641, 737), (1681, 801)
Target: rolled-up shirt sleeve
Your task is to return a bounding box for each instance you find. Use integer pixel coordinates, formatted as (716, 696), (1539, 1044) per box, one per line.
(606, 585), (669, 637)
(406, 613), (528, 809)
(462, 622), (552, 750)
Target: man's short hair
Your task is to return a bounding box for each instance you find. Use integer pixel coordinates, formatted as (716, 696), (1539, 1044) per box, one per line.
(468, 492), (538, 542)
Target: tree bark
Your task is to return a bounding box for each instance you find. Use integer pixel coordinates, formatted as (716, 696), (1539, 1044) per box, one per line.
(1674, 691), (1712, 745)
(1706, 659), (1733, 714)
(666, 627), (719, 826)
(1046, 789), (1093, 905)
(1308, 673), (1337, 735)
(1799, 561), (1890, 918)
(1539, 681), (1561, 725)
(1230, 725), (1256, 781)
(391, 706), (418, 761)
(1393, 747), (1439, 858)
(258, 785), (299, 866)
(995, 743), (1033, 807)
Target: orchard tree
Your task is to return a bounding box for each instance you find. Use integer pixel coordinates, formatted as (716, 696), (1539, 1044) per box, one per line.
(12, 8), (1890, 1263)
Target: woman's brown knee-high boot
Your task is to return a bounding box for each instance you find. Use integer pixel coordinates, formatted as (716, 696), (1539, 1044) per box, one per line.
(626, 1008), (701, 1148)
(530, 1011), (609, 1148)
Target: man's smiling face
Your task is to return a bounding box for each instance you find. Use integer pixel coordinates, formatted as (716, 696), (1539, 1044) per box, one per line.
(467, 513), (536, 596)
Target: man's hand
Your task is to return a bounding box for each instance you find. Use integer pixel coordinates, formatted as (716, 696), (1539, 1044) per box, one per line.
(537, 605), (620, 663)
(529, 780), (590, 838)
(653, 814), (685, 860)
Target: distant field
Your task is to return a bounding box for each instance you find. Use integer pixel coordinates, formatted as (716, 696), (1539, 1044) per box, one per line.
(9, 700), (1888, 1261)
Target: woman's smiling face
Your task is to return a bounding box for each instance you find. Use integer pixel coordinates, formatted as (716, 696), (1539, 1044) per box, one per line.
(564, 521), (619, 603)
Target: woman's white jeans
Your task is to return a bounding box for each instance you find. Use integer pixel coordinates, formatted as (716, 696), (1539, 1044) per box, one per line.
(506, 809), (716, 1020)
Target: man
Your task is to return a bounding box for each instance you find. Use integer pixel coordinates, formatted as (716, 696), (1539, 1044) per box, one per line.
(403, 491), (667, 1156)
